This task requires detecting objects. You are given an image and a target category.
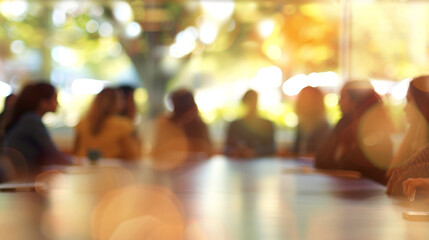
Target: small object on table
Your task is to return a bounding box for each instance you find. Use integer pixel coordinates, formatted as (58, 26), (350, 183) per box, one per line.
(87, 149), (101, 165)
(403, 211), (429, 221)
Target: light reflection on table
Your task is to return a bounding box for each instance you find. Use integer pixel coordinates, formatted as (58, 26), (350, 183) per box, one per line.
(1, 155), (429, 240)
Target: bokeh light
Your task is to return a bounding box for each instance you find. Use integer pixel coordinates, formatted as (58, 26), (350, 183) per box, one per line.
(200, 0), (235, 23)
(170, 27), (198, 58)
(52, 8), (66, 27)
(71, 78), (106, 95)
(113, 1), (132, 23)
(284, 112), (298, 128)
(324, 93), (339, 108)
(258, 19), (275, 38)
(86, 19), (99, 33)
(99, 22), (114, 37)
(51, 46), (79, 67)
(92, 184), (185, 239)
(0, 0), (28, 20)
(199, 21), (218, 45)
(266, 45), (282, 60)
(125, 22), (142, 38)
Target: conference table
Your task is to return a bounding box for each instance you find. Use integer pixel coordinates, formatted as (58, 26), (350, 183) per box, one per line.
(1, 155), (429, 240)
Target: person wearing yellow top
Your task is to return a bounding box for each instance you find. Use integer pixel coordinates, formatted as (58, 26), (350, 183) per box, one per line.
(73, 88), (141, 161)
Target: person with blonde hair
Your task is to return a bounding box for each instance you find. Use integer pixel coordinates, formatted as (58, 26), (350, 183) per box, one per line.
(151, 88), (212, 157)
(292, 86), (331, 156)
(73, 87), (141, 161)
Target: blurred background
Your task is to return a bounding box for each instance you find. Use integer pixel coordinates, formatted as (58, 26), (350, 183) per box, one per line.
(0, 0), (427, 153)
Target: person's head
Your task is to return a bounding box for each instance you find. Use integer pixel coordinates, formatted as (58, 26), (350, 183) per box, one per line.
(405, 75), (429, 124)
(117, 85), (136, 118)
(87, 87), (122, 135)
(2, 93), (17, 112)
(6, 81), (58, 131)
(295, 86), (326, 124)
(242, 89), (258, 116)
(339, 80), (380, 116)
(170, 88), (198, 120)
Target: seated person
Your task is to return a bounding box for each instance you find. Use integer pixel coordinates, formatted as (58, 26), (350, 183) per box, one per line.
(387, 76), (429, 177)
(117, 85), (137, 120)
(151, 88), (212, 160)
(74, 88), (141, 161)
(224, 89), (276, 158)
(315, 80), (394, 184)
(3, 82), (70, 180)
(292, 86), (331, 157)
(386, 75), (429, 195)
(0, 93), (17, 149)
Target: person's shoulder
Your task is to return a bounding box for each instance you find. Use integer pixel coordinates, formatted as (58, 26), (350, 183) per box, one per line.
(228, 118), (244, 127)
(20, 112), (42, 124)
(258, 117), (275, 127)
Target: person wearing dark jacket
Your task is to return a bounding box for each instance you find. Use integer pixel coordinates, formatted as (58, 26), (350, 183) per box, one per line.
(315, 80), (394, 184)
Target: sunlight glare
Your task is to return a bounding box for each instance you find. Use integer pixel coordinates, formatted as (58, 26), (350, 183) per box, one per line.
(0, 82), (12, 97)
(51, 46), (79, 67)
(71, 78), (106, 95)
(391, 78), (411, 100)
(200, 0), (235, 22)
(0, 0), (28, 20)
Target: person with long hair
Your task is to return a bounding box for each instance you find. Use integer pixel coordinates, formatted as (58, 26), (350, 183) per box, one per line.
(151, 88), (212, 161)
(315, 80), (394, 184)
(224, 89), (276, 158)
(117, 85), (137, 120)
(0, 93), (17, 149)
(73, 87), (141, 160)
(3, 82), (70, 178)
(386, 75), (429, 195)
(292, 86), (331, 156)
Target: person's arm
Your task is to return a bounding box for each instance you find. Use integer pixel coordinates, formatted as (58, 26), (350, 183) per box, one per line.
(403, 178), (429, 199)
(386, 147), (429, 196)
(314, 123), (341, 169)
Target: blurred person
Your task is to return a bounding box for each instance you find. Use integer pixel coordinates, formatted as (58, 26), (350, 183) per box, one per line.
(387, 76), (429, 177)
(315, 80), (394, 184)
(3, 82), (70, 179)
(151, 88), (212, 161)
(73, 87), (141, 161)
(292, 86), (331, 157)
(117, 85), (137, 121)
(224, 89), (276, 158)
(0, 93), (17, 149)
(386, 76), (429, 195)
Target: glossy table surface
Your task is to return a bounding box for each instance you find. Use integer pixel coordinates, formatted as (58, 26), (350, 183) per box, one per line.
(1, 155), (429, 240)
